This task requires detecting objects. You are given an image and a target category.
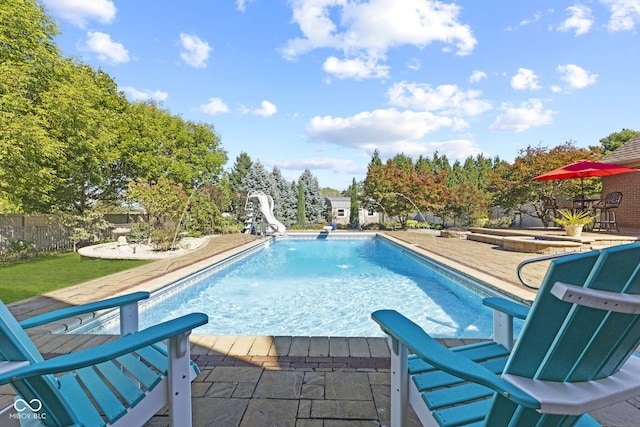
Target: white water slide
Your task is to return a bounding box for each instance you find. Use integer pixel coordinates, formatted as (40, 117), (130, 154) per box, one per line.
(245, 193), (286, 234)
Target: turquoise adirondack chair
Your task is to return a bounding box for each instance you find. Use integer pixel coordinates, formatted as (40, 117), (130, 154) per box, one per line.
(372, 242), (640, 426)
(0, 292), (208, 426)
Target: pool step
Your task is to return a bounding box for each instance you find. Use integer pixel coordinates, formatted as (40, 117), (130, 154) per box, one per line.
(467, 233), (583, 254)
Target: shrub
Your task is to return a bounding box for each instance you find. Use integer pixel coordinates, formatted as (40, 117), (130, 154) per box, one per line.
(0, 238), (37, 263)
(127, 222), (149, 243)
(484, 216), (514, 229)
(150, 227), (177, 251)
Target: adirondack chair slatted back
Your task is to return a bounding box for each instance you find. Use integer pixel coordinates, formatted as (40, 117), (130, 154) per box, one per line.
(505, 243), (640, 381)
(0, 302), (79, 426)
(485, 243), (640, 426)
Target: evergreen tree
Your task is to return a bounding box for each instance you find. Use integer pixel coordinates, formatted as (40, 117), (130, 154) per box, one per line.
(368, 149), (383, 169)
(228, 152), (252, 193)
(271, 166), (296, 226)
(227, 152), (253, 220)
(241, 160), (275, 196)
(298, 169), (324, 223)
(241, 160), (276, 229)
(296, 181), (306, 225)
(349, 177), (359, 227)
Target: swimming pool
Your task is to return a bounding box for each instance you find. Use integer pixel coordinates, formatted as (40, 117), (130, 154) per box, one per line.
(77, 234), (518, 337)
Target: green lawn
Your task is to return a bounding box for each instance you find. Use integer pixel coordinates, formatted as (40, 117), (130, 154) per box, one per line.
(0, 253), (150, 303)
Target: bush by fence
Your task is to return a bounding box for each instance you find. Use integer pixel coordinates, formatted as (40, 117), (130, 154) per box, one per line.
(0, 213), (147, 261)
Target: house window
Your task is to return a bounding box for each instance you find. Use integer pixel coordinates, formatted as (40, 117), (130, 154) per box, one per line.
(337, 209), (346, 217)
(366, 208), (375, 216)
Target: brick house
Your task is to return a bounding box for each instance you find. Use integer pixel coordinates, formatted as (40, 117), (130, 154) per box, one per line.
(601, 133), (640, 228)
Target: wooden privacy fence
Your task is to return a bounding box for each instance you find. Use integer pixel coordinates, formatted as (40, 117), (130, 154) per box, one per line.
(0, 225), (73, 256)
(0, 215), (70, 256)
(0, 213), (147, 257)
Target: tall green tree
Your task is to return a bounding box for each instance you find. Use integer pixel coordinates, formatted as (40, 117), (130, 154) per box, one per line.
(38, 61), (127, 213)
(228, 152), (252, 193)
(349, 178), (359, 227)
(296, 181), (306, 225)
(241, 160), (275, 196)
(271, 166), (296, 226)
(597, 128), (638, 155)
(224, 152), (252, 220)
(298, 169), (324, 223)
(119, 101), (227, 191)
(0, 0), (61, 212)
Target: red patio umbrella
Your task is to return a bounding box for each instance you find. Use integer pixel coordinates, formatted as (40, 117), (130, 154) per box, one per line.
(533, 159), (638, 196)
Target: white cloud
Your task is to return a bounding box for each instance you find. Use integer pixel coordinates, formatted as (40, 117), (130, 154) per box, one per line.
(376, 139), (483, 159)
(520, 11), (543, 27)
(307, 108), (467, 150)
(179, 33), (212, 68)
(556, 64), (598, 89)
(252, 100), (278, 117)
(511, 68), (541, 91)
(387, 81), (491, 116)
(282, 0), (476, 80)
(407, 58), (421, 71)
(307, 109), (482, 158)
(602, 0), (640, 31)
(322, 56), (390, 80)
(469, 70), (487, 83)
(240, 101), (278, 117)
(85, 31), (130, 64)
(490, 99), (555, 132)
(200, 98), (229, 115)
(42, 0), (116, 28)
(274, 157), (363, 174)
(122, 87), (168, 102)
(558, 5), (594, 35)
(236, 0), (253, 13)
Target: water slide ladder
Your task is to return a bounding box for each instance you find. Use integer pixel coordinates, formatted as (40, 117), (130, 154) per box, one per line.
(243, 192), (286, 235)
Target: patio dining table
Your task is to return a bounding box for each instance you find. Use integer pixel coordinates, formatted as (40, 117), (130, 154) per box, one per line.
(570, 197), (602, 231)
(572, 197), (601, 210)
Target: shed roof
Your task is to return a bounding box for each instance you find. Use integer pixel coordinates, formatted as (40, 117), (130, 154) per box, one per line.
(325, 197), (351, 209)
(602, 133), (640, 166)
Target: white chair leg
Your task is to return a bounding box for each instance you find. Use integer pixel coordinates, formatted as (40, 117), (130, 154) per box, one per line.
(168, 332), (193, 427)
(388, 336), (409, 427)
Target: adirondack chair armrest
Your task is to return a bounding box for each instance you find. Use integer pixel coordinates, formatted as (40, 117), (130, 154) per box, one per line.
(19, 292), (150, 331)
(0, 312), (208, 384)
(371, 309), (540, 409)
(502, 356), (640, 415)
(482, 297), (529, 320)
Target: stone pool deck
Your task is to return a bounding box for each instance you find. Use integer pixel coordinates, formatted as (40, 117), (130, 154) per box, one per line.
(3, 230), (640, 426)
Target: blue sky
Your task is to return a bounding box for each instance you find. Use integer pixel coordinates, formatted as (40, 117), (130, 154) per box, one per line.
(41, 0), (640, 190)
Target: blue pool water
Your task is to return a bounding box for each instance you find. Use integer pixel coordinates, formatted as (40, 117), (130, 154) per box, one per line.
(86, 236), (515, 337)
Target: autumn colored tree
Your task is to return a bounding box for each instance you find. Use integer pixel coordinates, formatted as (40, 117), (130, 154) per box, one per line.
(490, 141), (597, 226)
(363, 154), (446, 228)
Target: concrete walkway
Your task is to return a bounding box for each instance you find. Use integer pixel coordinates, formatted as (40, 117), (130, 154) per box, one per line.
(3, 230), (640, 426)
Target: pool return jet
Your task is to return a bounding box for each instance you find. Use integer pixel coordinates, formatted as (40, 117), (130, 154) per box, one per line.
(244, 192), (286, 235)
